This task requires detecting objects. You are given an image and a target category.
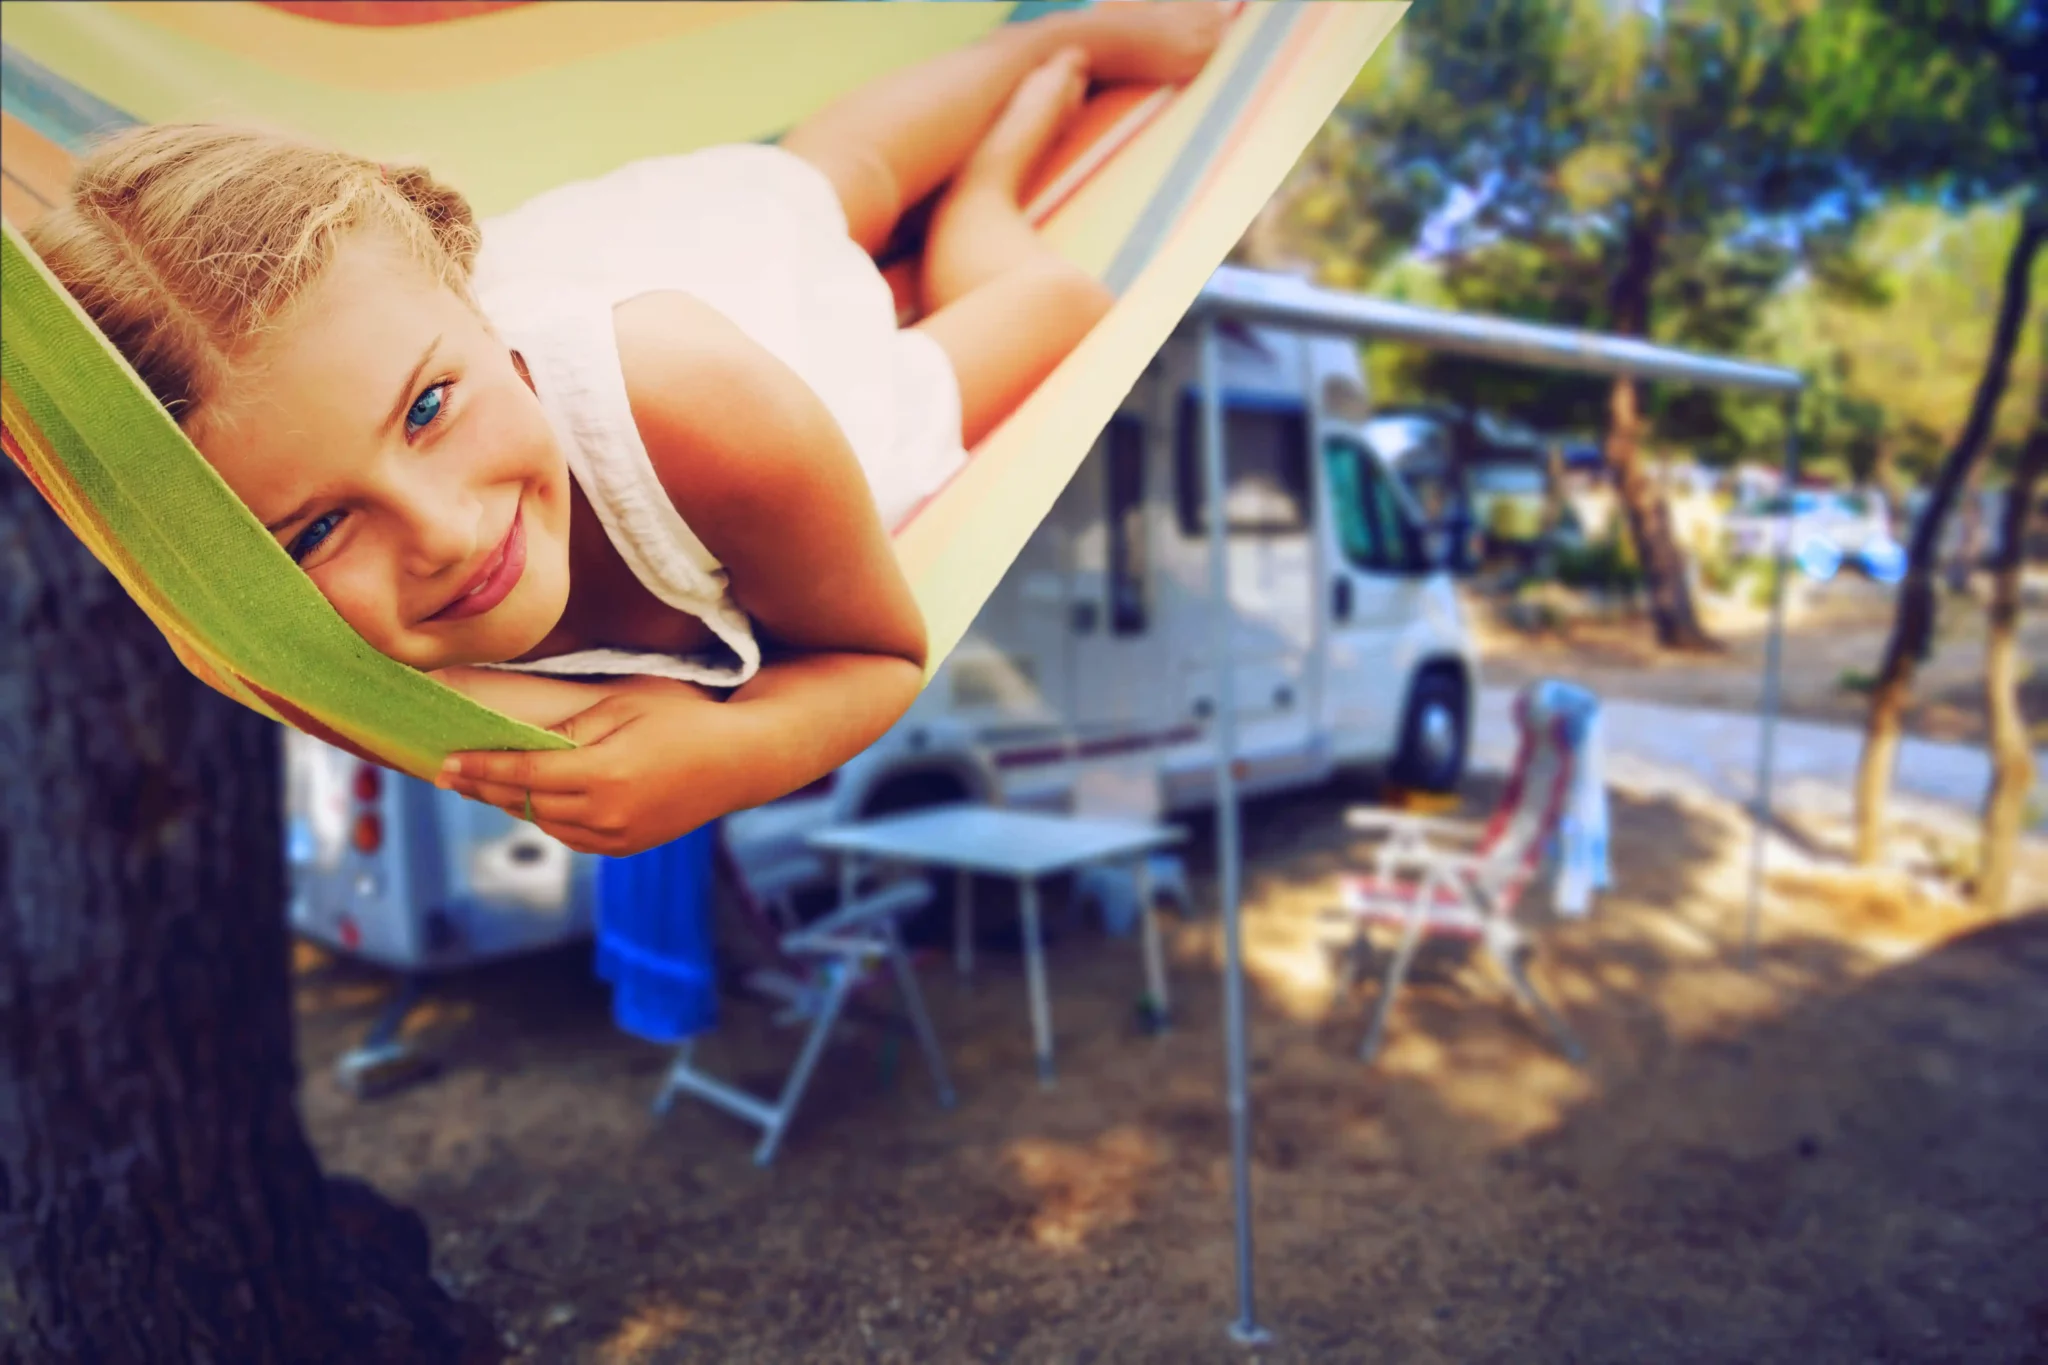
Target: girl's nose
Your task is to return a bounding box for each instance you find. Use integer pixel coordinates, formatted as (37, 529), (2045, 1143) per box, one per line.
(395, 493), (481, 579)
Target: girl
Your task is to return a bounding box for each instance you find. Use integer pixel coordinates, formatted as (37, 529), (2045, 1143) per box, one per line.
(25, 3), (1231, 856)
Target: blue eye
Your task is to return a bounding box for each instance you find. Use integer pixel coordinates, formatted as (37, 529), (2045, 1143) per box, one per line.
(405, 382), (448, 437)
(289, 511), (344, 563)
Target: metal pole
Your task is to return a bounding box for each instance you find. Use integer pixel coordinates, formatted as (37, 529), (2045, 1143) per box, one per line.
(1743, 392), (1801, 969)
(1200, 316), (1268, 1347)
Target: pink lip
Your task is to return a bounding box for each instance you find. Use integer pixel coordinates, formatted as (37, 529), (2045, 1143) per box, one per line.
(429, 505), (526, 623)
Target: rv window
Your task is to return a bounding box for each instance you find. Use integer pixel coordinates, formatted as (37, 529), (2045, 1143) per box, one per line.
(1325, 436), (1419, 573)
(1104, 415), (1148, 636)
(1175, 395), (1311, 537)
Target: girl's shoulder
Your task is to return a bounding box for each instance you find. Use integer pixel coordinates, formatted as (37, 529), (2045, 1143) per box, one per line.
(610, 290), (855, 539)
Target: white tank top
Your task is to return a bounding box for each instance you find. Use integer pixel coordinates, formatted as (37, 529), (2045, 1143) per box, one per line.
(467, 143), (966, 690)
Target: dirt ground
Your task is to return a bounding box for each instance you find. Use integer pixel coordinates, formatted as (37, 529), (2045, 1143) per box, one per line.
(296, 772), (2048, 1364)
(1474, 574), (2048, 748)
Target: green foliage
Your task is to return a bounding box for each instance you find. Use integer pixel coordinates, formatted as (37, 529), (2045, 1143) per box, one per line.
(1552, 522), (1644, 593)
(1263, 0), (1885, 457)
(1798, 0), (2045, 203)
(1732, 201), (2048, 481)
(1838, 667), (1879, 694)
(1698, 540), (1741, 594)
(1745, 556), (1791, 609)
(1257, 0), (2045, 489)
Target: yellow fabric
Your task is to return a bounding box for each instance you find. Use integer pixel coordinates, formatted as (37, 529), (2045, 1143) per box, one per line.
(0, 0), (1010, 217)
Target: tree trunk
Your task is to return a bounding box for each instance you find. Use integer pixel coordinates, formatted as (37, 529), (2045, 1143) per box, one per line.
(1871, 434), (1901, 523)
(1949, 460), (1990, 596)
(0, 469), (500, 1364)
(1854, 199), (2048, 866)
(1605, 209), (1717, 651)
(1543, 440), (1567, 536)
(1977, 367), (2047, 917)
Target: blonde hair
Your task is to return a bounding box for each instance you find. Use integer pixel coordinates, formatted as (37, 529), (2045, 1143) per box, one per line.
(24, 123), (480, 428)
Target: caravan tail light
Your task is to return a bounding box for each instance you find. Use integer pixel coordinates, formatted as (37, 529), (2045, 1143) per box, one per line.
(352, 764), (382, 803)
(351, 811), (383, 855)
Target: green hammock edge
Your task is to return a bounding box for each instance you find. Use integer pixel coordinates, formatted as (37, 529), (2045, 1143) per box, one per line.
(1, 220), (571, 765)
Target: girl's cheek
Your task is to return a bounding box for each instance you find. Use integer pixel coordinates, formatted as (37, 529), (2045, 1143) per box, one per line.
(319, 566), (400, 650)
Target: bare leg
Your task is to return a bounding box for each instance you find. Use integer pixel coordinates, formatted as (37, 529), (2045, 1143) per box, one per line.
(779, 3), (1231, 255)
(913, 53), (1113, 447)
(921, 48), (1091, 310)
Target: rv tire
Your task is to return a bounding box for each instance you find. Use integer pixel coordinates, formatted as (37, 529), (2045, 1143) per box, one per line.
(1390, 666), (1468, 793)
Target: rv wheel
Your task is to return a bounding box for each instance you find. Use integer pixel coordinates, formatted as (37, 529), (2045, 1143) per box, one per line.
(1391, 668), (1468, 793)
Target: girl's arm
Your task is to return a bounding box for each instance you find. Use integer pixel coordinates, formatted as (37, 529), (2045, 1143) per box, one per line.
(616, 288), (928, 670)
(435, 649), (918, 855)
(434, 292), (930, 853)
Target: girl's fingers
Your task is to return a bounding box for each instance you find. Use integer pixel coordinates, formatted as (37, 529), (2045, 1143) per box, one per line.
(440, 744), (609, 796)
(444, 782), (628, 854)
(441, 698), (649, 792)
(443, 776), (594, 827)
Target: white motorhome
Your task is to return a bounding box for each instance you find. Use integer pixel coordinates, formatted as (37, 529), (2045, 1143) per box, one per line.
(721, 264), (1478, 901)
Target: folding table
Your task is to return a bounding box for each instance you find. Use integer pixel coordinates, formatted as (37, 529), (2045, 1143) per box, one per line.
(807, 805), (1185, 1085)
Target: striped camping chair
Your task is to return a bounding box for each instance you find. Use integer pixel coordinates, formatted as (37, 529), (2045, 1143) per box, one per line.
(1324, 681), (1601, 1065)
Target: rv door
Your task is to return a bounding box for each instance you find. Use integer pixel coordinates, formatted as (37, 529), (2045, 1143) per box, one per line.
(1064, 412), (1175, 752)
(1170, 389), (1318, 775)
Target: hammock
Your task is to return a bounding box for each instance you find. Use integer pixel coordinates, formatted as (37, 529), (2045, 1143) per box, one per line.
(0, 0), (1404, 780)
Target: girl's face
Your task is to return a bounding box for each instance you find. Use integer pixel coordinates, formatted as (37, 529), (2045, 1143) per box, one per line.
(194, 230), (573, 672)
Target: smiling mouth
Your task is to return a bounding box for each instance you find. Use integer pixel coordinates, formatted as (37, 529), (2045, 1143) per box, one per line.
(428, 504), (527, 623)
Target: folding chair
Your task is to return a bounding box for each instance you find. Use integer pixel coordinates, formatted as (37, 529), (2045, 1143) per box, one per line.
(650, 876), (955, 1167)
(642, 848), (956, 1168)
(1324, 682), (1607, 1064)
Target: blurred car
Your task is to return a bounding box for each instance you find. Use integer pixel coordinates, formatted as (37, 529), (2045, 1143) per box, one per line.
(1725, 489), (1905, 583)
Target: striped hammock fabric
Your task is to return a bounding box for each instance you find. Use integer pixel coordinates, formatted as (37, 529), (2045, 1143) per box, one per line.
(0, 0), (1405, 779)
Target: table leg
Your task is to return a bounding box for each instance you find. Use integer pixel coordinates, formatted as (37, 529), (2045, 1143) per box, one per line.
(1135, 855), (1171, 1032)
(1018, 876), (1055, 1087)
(954, 868), (974, 980)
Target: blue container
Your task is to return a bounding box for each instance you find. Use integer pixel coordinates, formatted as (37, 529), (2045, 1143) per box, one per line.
(594, 822), (719, 1044)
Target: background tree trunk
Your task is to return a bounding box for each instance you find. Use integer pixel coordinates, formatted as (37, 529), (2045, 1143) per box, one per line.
(0, 469), (500, 1364)
(1871, 434), (1901, 523)
(1976, 366), (2047, 917)
(1854, 199), (2047, 866)
(1606, 210), (1718, 651)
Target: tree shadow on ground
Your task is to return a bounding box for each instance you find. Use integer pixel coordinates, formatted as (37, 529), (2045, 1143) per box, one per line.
(290, 778), (2048, 1364)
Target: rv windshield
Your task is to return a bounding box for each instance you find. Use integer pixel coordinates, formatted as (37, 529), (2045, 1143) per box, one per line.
(1325, 434), (1439, 574)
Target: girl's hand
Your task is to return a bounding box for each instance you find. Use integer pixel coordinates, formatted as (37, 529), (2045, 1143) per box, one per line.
(437, 689), (719, 858)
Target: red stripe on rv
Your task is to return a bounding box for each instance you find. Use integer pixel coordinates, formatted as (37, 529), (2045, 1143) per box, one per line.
(995, 724), (1202, 770)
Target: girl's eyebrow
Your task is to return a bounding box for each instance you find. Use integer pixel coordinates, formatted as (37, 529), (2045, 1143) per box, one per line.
(380, 334), (444, 439)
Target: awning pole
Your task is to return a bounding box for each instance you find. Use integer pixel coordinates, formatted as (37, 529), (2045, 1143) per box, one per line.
(1744, 392), (1802, 969)
(1200, 315), (1267, 1346)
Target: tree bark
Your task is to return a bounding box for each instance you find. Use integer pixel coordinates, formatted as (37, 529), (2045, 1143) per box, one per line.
(0, 468), (500, 1363)
(1604, 208), (1718, 651)
(1871, 434), (1901, 524)
(1854, 198), (2048, 866)
(1976, 364), (2047, 917)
